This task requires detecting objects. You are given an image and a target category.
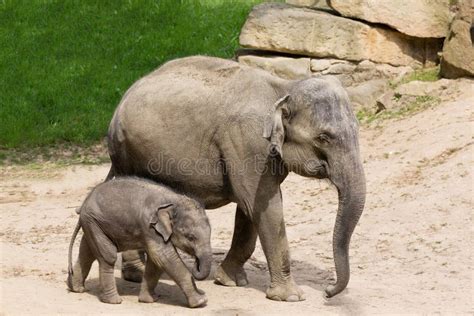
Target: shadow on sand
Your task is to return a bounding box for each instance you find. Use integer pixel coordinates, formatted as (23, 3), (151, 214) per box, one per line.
(72, 247), (362, 312)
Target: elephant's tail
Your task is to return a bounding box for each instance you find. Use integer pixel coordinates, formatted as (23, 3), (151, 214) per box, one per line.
(104, 165), (115, 182)
(68, 220), (82, 276)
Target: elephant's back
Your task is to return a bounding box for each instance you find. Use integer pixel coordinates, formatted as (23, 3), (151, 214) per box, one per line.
(117, 56), (286, 122)
(114, 56), (284, 155)
(117, 57), (234, 139)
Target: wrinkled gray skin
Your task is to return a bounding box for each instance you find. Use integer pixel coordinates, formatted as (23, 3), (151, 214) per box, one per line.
(67, 177), (212, 308)
(107, 56), (366, 301)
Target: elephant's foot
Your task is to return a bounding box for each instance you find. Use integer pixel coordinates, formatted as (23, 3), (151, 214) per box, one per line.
(100, 294), (123, 304)
(266, 279), (306, 302)
(187, 292), (208, 308)
(214, 262), (248, 287)
(138, 291), (159, 303)
(121, 264), (145, 283)
(67, 274), (86, 293)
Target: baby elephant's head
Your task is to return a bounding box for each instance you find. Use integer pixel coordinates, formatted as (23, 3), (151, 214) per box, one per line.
(150, 199), (212, 280)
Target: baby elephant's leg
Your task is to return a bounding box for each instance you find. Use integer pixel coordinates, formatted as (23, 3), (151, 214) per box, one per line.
(82, 222), (122, 304)
(122, 250), (145, 283)
(98, 258), (121, 304)
(147, 240), (207, 308)
(138, 257), (163, 303)
(68, 237), (95, 293)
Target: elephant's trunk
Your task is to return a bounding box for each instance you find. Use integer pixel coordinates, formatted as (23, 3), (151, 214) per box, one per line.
(192, 251), (212, 280)
(326, 160), (366, 298)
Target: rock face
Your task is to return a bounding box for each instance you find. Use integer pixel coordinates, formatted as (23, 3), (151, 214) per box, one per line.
(440, 0), (474, 78)
(395, 79), (451, 96)
(329, 0), (451, 38)
(236, 54), (413, 87)
(310, 58), (412, 86)
(376, 78), (474, 111)
(286, 0), (333, 11)
(238, 55), (311, 80)
(239, 3), (442, 67)
(345, 79), (389, 110)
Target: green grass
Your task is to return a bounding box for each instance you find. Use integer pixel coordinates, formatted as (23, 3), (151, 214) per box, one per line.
(0, 0), (266, 148)
(393, 66), (440, 87)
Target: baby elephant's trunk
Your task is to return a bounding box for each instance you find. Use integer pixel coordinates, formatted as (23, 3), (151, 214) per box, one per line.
(192, 252), (212, 280)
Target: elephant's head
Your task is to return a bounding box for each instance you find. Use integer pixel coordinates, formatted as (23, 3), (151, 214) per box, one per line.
(151, 200), (212, 280)
(265, 77), (366, 298)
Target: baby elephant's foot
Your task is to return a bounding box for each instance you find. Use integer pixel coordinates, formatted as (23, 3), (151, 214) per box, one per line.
(67, 275), (86, 293)
(214, 263), (248, 287)
(266, 279), (306, 302)
(100, 294), (123, 304)
(138, 291), (160, 303)
(187, 292), (207, 308)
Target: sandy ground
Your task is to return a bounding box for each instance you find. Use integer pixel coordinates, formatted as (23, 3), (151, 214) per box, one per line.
(1, 85), (473, 315)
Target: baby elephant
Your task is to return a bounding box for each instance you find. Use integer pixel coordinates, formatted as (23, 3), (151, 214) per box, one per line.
(67, 177), (212, 308)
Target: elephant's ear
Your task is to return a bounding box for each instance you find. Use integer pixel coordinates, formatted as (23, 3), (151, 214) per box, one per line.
(150, 203), (174, 242)
(263, 94), (289, 158)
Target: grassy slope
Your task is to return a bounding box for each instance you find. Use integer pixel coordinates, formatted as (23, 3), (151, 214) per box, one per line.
(0, 0), (264, 148)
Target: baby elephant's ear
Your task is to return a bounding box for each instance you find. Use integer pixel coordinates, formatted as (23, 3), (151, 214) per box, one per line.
(150, 204), (174, 242)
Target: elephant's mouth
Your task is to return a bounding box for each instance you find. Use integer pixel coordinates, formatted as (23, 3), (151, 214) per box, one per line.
(303, 159), (328, 179)
(192, 254), (211, 280)
(195, 257), (200, 272)
(316, 161), (329, 178)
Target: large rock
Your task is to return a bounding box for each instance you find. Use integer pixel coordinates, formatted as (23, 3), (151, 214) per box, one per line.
(311, 59), (413, 86)
(395, 79), (450, 96)
(395, 78), (474, 100)
(345, 79), (389, 109)
(238, 55), (311, 79)
(376, 78), (474, 112)
(286, 0), (333, 11)
(440, 0), (474, 78)
(238, 54), (413, 87)
(239, 3), (442, 67)
(329, 0), (451, 38)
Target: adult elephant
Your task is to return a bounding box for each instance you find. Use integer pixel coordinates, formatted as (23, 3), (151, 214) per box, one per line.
(107, 56), (366, 301)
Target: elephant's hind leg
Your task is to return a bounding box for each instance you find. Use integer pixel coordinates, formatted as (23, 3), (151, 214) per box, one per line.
(121, 250), (145, 282)
(82, 222), (122, 304)
(68, 237), (95, 293)
(98, 258), (122, 304)
(215, 206), (257, 287)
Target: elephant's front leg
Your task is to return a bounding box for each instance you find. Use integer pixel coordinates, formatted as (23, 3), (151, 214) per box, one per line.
(138, 257), (162, 303)
(146, 239), (207, 308)
(215, 206), (257, 287)
(256, 188), (305, 302)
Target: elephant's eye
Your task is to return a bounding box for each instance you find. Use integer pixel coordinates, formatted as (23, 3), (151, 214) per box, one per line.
(185, 233), (196, 241)
(317, 133), (331, 145)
